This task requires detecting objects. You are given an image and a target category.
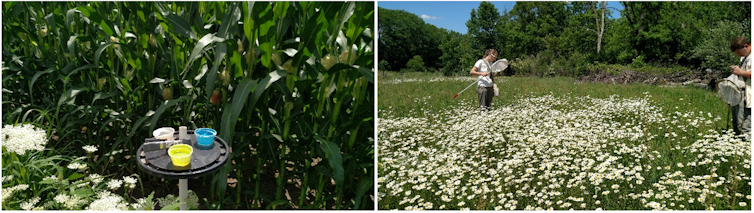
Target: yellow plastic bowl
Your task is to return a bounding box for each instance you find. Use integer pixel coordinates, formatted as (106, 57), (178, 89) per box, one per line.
(168, 144), (193, 166)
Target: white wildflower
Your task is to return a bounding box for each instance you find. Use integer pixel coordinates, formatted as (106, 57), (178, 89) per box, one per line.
(123, 176), (137, 189)
(82, 145), (98, 153)
(1, 184), (29, 202)
(20, 197), (40, 210)
(1, 124), (47, 155)
(2, 175), (13, 183)
(54, 194), (70, 204)
(86, 194), (128, 210)
(89, 174), (104, 185)
(107, 179), (123, 190)
(67, 162), (87, 171)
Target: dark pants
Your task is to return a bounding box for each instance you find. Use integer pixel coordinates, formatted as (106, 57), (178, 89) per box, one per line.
(477, 86), (494, 111)
(732, 101), (751, 137)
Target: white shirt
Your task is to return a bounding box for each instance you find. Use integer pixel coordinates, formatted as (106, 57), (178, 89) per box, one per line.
(739, 55), (752, 108)
(474, 59), (493, 87)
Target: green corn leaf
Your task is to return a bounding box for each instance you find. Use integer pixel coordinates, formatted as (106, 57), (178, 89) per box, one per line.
(66, 35), (77, 57)
(205, 42), (226, 104)
(353, 177), (372, 209)
(98, 113), (133, 133)
(183, 34), (224, 77)
(148, 95), (191, 133)
(56, 86), (88, 108)
(76, 5), (115, 36)
(357, 66), (374, 83)
(265, 200), (290, 210)
(91, 92), (118, 105)
(316, 135), (344, 187)
(217, 2), (241, 39)
(131, 113), (152, 136)
(218, 77), (258, 143)
(65, 8), (76, 30)
(29, 67), (55, 96)
(165, 13), (197, 40)
(346, 3), (371, 47)
(218, 70), (285, 145)
(64, 64), (97, 77)
(94, 42), (115, 69)
(211, 163), (233, 203)
(229, 51), (243, 78)
(297, 8), (325, 66)
(116, 77), (133, 94)
(326, 2), (353, 46)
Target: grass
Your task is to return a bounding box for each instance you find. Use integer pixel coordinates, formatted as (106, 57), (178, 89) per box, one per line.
(378, 71), (727, 120)
(377, 71), (749, 210)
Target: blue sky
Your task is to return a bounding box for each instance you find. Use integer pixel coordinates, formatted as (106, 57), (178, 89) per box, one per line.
(378, 1), (625, 34)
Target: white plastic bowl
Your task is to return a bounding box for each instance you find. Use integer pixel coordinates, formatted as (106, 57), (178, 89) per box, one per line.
(153, 127), (175, 140)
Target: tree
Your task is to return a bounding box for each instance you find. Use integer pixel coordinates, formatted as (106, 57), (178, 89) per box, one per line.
(405, 55), (427, 72)
(439, 30), (476, 76)
(378, 7), (428, 71)
(378, 7), (444, 72)
(589, 1), (607, 53)
(498, 2), (570, 57)
(466, 1), (500, 50)
(691, 20), (750, 71)
(421, 24), (446, 69)
(620, 1), (750, 66)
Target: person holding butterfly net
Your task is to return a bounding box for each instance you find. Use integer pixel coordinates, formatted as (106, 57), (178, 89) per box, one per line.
(469, 49), (500, 112)
(729, 36), (751, 137)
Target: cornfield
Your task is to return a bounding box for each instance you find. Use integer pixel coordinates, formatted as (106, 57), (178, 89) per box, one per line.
(2, 1), (373, 210)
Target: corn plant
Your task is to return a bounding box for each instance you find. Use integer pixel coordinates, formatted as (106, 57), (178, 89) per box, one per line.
(3, 1), (374, 209)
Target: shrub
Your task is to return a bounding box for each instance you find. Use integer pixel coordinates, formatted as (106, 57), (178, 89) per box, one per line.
(406, 55), (427, 72)
(691, 20), (749, 71)
(379, 60), (392, 72)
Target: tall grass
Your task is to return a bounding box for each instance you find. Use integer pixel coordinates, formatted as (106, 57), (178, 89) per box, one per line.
(378, 72), (727, 120)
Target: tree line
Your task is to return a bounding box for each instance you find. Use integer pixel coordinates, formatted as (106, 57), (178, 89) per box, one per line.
(378, 1), (751, 76)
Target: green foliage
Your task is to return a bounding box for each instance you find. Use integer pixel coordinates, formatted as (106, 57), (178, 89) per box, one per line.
(619, 2), (750, 66)
(1, 124), (156, 210)
(439, 31), (476, 76)
(377, 7), (444, 72)
(378, 60), (391, 71)
(509, 53), (555, 77)
(466, 1), (500, 50)
(691, 20), (750, 71)
(2, 2), (373, 209)
(380, 1), (749, 76)
(405, 55), (426, 72)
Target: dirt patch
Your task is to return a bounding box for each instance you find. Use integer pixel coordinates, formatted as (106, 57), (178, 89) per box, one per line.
(577, 68), (725, 89)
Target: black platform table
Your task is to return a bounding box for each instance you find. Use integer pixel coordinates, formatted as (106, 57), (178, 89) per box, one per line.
(136, 129), (230, 210)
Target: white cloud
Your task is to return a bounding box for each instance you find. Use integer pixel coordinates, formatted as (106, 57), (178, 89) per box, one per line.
(420, 14), (441, 20)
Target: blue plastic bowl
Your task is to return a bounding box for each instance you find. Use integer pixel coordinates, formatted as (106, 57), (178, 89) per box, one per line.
(195, 128), (217, 147)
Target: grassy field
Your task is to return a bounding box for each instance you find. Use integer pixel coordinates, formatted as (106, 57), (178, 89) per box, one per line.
(377, 71), (750, 210)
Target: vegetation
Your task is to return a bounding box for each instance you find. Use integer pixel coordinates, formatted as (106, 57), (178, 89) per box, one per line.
(377, 72), (749, 210)
(3, 2), (373, 210)
(378, 1), (750, 76)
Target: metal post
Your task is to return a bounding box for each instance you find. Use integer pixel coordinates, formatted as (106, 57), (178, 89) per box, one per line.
(179, 179), (187, 210)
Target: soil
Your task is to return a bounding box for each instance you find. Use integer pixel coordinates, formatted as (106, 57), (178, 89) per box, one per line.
(576, 68), (726, 89)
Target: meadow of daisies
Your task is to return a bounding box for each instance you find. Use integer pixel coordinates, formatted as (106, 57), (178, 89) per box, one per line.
(377, 72), (751, 210)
